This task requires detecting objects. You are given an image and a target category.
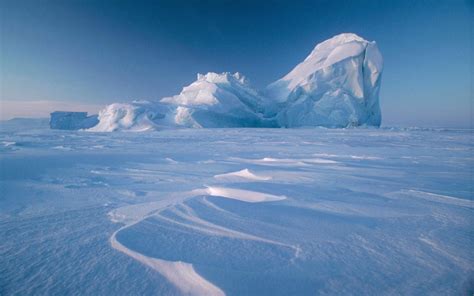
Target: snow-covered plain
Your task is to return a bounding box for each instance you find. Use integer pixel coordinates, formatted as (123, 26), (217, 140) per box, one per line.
(0, 120), (473, 295)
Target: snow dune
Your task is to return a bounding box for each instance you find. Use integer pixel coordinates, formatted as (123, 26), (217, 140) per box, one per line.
(110, 231), (224, 296)
(229, 157), (339, 167)
(214, 168), (272, 181)
(108, 185), (288, 294)
(109, 189), (226, 296)
(206, 186), (286, 203)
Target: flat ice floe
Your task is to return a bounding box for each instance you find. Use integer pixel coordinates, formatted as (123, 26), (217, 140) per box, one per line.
(1, 125), (472, 295)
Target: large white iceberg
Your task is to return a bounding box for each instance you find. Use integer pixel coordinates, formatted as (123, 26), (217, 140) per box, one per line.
(266, 33), (383, 127)
(87, 33), (383, 132)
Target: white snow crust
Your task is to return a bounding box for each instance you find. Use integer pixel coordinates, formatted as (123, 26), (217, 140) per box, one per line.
(1, 123), (472, 295)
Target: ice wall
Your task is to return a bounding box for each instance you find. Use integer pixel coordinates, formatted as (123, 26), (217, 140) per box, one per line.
(50, 111), (99, 130)
(266, 33), (383, 127)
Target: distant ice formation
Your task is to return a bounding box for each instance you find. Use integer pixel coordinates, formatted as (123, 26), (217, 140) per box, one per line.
(55, 33), (383, 131)
(50, 111), (98, 130)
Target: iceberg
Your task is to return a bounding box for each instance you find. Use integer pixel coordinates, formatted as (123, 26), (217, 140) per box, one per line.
(89, 73), (276, 132)
(266, 33), (383, 127)
(87, 101), (176, 132)
(50, 111), (99, 130)
(87, 33), (382, 131)
(160, 72), (275, 128)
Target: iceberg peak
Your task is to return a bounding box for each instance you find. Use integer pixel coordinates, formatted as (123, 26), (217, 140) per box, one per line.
(308, 33), (366, 58)
(196, 72), (249, 86)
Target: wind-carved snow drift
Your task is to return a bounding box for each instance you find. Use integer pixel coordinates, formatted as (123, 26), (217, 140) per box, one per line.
(88, 33), (383, 132)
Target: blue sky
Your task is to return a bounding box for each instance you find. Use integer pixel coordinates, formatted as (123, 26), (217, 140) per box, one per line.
(1, 0), (472, 127)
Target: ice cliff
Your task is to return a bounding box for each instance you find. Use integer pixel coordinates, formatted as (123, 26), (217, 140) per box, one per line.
(50, 111), (99, 130)
(266, 33), (383, 127)
(84, 33), (383, 132)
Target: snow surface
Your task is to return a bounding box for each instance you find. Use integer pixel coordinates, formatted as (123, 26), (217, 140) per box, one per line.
(214, 169), (272, 181)
(87, 33), (383, 131)
(206, 186), (286, 203)
(1, 120), (472, 295)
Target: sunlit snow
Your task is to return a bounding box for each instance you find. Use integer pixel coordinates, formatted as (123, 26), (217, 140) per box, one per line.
(1, 119), (472, 295)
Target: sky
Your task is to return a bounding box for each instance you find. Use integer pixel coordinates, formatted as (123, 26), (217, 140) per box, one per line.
(0, 0), (472, 127)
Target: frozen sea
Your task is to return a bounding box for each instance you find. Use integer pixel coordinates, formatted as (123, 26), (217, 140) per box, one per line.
(1, 119), (473, 295)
